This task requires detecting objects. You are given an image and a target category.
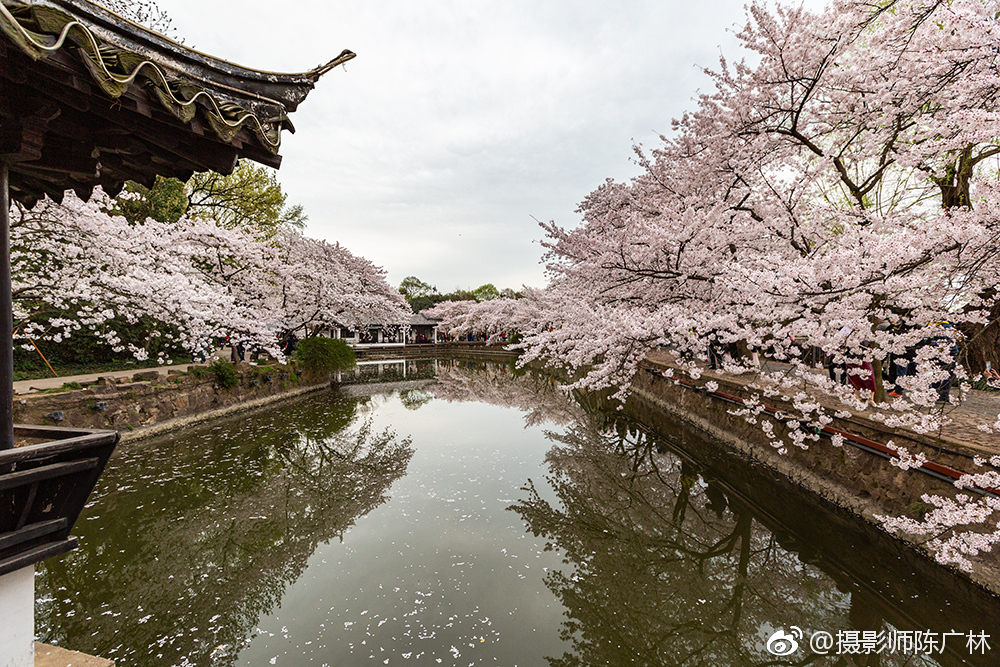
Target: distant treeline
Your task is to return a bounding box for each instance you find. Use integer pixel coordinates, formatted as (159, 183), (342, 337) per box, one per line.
(398, 276), (522, 313)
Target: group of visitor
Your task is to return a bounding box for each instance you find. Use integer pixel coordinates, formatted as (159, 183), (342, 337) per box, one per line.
(823, 321), (960, 402)
(705, 320), (971, 404)
(439, 331), (514, 343)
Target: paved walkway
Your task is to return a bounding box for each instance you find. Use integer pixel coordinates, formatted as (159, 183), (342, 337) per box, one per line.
(12, 348), (254, 395)
(14, 363), (203, 395)
(645, 349), (1000, 455)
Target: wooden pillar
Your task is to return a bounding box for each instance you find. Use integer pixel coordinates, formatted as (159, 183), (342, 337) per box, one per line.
(0, 163), (12, 450)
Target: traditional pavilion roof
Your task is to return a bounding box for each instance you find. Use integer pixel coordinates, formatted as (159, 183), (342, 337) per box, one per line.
(0, 0), (354, 207)
(411, 312), (441, 326)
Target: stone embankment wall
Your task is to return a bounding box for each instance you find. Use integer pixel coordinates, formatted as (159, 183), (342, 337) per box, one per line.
(13, 363), (327, 442)
(620, 379), (1000, 637)
(13, 349), (520, 442)
(629, 365), (1000, 596)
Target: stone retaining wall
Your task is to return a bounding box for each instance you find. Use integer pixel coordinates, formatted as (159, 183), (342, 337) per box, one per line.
(13, 363), (328, 442)
(619, 383), (1000, 643)
(629, 366), (1000, 596)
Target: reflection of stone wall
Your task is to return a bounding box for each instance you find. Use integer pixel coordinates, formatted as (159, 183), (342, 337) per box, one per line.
(627, 369), (1000, 609)
(514, 407), (1000, 667)
(13, 364), (328, 438)
(629, 369), (961, 524)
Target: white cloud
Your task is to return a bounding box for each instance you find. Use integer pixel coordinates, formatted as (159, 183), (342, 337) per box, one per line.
(157, 0), (816, 291)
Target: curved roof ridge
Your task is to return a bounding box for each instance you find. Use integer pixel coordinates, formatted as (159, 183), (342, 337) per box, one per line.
(1, 0), (355, 155)
(48, 0), (356, 87)
(1, 0), (353, 206)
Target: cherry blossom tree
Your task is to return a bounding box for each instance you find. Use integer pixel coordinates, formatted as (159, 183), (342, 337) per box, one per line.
(441, 0), (1000, 571)
(878, 455), (1000, 573)
(424, 290), (550, 343)
(514, 0), (1000, 422)
(11, 190), (408, 361)
(273, 231), (410, 339)
(12, 190), (283, 360)
(423, 299), (481, 339)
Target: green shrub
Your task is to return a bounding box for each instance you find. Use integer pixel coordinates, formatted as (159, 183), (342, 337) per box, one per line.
(14, 311), (185, 373)
(296, 337), (356, 376)
(209, 360), (239, 389)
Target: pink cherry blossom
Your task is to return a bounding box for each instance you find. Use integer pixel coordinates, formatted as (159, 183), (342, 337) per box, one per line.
(431, 0), (1000, 571)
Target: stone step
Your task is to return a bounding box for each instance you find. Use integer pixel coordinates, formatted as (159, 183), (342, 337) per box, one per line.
(34, 643), (113, 667)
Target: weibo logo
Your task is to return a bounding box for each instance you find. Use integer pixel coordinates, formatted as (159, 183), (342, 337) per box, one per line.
(766, 627), (803, 656)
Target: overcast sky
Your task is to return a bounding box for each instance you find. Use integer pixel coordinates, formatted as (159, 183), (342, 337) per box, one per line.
(155, 0), (788, 293)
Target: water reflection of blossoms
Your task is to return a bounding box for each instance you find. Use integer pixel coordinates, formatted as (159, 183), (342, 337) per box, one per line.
(510, 418), (949, 667)
(36, 395), (413, 667)
(425, 359), (584, 428)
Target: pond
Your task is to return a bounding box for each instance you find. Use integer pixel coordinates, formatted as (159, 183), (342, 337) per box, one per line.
(35, 358), (999, 666)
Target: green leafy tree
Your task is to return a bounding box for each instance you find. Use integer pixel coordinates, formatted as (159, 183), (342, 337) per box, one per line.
(186, 160), (307, 240)
(471, 283), (500, 301)
(399, 276), (441, 313)
(397, 277), (521, 313)
(441, 289), (476, 302)
(407, 295), (438, 313)
(398, 276), (437, 300)
(113, 176), (188, 223)
(296, 337), (356, 379)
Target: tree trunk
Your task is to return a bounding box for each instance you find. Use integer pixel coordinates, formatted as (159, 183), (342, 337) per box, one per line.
(958, 299), (1000, 376)
(872, 358), (887, 404)
(934, 145), (974, 209)
(934, 147), (997, 375)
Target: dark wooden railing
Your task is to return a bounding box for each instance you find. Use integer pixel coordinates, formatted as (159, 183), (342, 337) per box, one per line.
(0, 425), (118, 576)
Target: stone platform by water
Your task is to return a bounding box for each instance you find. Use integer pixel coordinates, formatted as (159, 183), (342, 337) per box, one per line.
(35, 643), (113, 666)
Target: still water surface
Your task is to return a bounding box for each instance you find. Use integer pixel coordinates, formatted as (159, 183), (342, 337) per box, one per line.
(34, 359), (996, 666)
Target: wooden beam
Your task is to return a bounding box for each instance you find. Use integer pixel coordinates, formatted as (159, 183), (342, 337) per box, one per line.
(0, 163), (12, 450)
(15, 150), (100, 179)
(0, 539), (78, 577)
(0, 518), (67, 552)
(0, 458), (100, 492)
